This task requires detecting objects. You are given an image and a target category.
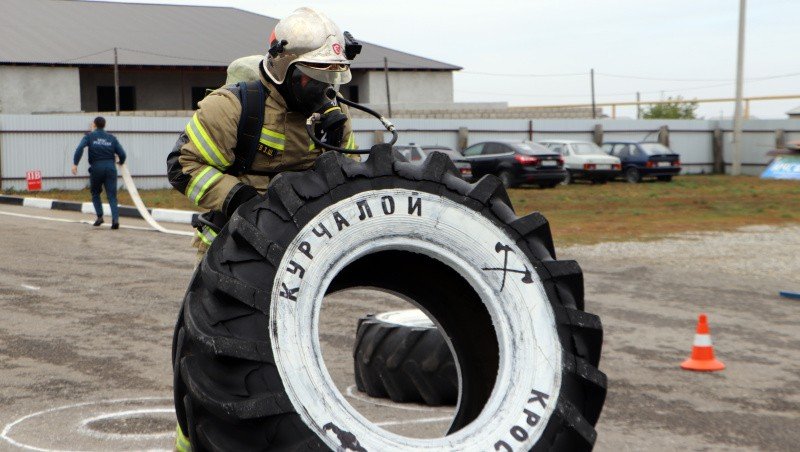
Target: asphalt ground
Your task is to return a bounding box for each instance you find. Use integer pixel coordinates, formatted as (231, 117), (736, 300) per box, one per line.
(0, 204), (798, 451)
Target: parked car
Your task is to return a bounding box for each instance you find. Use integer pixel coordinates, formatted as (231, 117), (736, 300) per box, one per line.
(538, 139), (621, 184)
(462, 140), (566, 188)
(393, 144), (473, 181)
(601, 141), (681, 183)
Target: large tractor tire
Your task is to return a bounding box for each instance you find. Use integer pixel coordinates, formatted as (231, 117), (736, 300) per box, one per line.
(173, 145), (607, 451)
(354, 310), (458, 406)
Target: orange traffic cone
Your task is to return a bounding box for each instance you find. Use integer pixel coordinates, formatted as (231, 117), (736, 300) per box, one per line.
(681, 314), (725, 372)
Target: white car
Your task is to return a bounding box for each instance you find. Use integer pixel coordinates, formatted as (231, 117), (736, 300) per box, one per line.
(537, 140), (622, 184)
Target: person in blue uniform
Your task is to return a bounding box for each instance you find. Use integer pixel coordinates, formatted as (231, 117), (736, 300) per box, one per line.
(72, 116), (127, 229)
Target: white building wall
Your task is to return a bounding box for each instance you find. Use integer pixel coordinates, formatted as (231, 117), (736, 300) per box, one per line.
(0, 66), (82, 114)
(366, 71), (453, 108)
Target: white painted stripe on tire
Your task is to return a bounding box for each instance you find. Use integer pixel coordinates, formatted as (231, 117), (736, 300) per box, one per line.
(375, 309), (435, 328)
(375, 416), (453, 427)
(271, 189), (562, 451)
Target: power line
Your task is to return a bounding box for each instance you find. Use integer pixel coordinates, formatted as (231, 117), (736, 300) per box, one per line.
(52, 47), (231, 65)
(460, 70), (586, 78)
(597, 72), (732, 82)
(117, 47), (230, 65)
(454, 68), (800, 82)
(456, 73), (799, 100)
(598, 70), (800, 83)
(57, 48), (115, 63)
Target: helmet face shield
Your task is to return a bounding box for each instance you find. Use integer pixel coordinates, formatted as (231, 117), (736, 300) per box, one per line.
(287, 65), (340, 115)
(296, 62), (352, 85)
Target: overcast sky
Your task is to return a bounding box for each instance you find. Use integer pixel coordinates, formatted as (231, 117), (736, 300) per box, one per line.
(93, 0), (798, 119)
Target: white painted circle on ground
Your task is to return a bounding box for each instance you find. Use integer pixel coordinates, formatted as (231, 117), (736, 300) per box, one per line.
(1, 397), (175, 452)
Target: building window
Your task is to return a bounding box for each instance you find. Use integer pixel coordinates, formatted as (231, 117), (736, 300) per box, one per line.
(191, 87), (217, 109)
(348, 85), (359, 103)
(97, 86), (135, 111)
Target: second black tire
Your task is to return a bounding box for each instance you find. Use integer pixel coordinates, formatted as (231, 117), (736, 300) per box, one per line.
(354, 310), (458, 406)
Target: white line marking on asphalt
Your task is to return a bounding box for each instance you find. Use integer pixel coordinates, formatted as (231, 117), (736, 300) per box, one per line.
(0, 397), (172, 452)
(344, 385), (440, 412)
(76, 408), (175, 441)
(0, 210), (192, 235)
(375, 415), (453, 427)
(21, 285), (40, 291)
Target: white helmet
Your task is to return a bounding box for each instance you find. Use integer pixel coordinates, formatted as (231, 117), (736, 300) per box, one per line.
(263, 7), (352, 86)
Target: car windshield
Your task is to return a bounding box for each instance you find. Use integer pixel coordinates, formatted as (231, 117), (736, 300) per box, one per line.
(639, 143), (673, 155)
(571, 142), (603, 155)
(513, 142), (549, 155)
(421, 147), (462, 159)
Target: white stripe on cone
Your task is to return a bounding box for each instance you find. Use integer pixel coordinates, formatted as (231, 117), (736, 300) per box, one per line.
(693, 334), (712, 347)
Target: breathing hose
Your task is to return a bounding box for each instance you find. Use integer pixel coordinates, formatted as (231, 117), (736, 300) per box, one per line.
(306, 90), (398, 154)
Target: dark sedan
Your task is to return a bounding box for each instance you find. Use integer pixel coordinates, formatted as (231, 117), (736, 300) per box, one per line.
(462, 140), (566, 188)
(602, 141), (681, 183)
(394, 144), (473, 181)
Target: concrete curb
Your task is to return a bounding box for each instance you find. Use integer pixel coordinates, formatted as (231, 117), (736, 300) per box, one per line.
(0, 194), (199, 225)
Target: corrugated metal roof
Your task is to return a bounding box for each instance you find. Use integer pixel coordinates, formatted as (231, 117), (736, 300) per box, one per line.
(0, 0), (460, 71)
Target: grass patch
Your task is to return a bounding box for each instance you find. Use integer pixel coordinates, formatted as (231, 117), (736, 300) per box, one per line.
(508, 175), (800, 245)
(5, 175), (798, 246)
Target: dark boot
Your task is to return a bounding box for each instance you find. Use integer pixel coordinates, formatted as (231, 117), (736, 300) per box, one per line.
(93, 217), (104, 227)
(111, 222), (120, 230)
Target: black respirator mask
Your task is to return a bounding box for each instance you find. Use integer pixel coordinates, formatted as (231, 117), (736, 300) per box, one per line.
(278, 65), (348, 147)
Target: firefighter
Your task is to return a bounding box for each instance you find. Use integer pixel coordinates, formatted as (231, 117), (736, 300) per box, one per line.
(167, 7), (358, 262)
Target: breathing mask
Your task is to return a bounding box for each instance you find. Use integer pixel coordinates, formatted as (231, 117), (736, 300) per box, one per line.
(277, 64), (348, 146)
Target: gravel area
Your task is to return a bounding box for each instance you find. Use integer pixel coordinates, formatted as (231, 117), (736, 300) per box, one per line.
(566, 225), (800, 451)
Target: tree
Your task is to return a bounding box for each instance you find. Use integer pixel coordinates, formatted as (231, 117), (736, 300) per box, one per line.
(642, 96), (699, 119)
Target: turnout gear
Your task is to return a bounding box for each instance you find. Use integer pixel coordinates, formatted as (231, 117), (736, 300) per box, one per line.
(168, 78), (356, 210)
(167, 81), (357, 253)
(167, 7), (362, 254)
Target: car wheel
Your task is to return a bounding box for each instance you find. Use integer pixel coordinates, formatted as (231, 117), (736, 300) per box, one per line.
(657, 175), (673, 182)
(498, 170), (514, 188)
(561, 170), (572, 185)
(173, 146), (607, 451)
(625, 167), (641, 183)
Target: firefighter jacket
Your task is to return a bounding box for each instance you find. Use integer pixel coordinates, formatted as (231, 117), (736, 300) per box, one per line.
(167, 80), (357, 247)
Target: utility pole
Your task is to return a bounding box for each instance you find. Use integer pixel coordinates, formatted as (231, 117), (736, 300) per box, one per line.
(731, 0), (747, 175)
(113, 47), (120, 116)
(590, 68), (596, 119)
(636, 91), (641, 119)
(383, 57), (392, 117)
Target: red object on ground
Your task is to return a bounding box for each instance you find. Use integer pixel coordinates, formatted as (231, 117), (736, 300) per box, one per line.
(26, 170), (42, 191)
(681, 314), (725, 372)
